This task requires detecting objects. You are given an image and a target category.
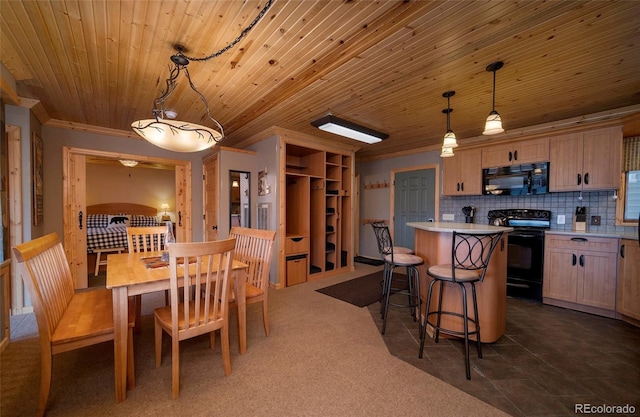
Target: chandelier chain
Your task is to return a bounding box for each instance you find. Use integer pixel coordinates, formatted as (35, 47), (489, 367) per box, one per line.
(182, 0), (274, 63)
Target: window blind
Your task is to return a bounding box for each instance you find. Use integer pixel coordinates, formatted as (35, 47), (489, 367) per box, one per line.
(623, 136), (640, 171)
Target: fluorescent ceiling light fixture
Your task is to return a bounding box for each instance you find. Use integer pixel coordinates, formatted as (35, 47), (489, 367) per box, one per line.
(311, 115), (388, 144)
(119, 159), (139, 167)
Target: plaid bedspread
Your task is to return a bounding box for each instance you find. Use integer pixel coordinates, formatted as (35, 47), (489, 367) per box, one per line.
(87, 226), (129, 253)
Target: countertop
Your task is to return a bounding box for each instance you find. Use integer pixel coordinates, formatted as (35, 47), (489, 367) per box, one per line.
(545, 229), (638, 240)
(406, 221), (514, 233)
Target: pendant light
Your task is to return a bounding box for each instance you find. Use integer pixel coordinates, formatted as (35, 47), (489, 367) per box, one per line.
(440, 90), (457, 158)
(483, 61), (505, 135)
(131, 0), (274, 152)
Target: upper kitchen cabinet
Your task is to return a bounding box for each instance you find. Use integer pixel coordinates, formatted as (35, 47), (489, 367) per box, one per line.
(549, 126), (623, 192)
(442, 148), (482, 196)
(481, 137), (549, 168)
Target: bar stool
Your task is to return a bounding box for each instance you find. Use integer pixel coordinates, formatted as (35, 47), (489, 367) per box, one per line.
(371, 222), (424, 335)
(370, 222), (414, 317)
(418, 231), (503, 379)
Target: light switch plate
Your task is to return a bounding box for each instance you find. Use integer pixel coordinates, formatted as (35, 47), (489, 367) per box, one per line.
(442, 214), (455, 221)
(557, 215), (566, 224)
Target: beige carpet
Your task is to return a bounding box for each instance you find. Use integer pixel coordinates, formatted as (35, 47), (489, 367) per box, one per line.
(2, 264), (508, 417)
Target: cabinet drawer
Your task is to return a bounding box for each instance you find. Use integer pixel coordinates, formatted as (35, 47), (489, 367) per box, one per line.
(545, 234), (618, 253)
(285, 236), (309, 254)
(286, 255), (308, 286)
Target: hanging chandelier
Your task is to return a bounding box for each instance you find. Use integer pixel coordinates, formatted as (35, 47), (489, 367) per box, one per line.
(440, 90), (457, 158)
(483, 61), (505, 135)
(131, 0), (274, 152)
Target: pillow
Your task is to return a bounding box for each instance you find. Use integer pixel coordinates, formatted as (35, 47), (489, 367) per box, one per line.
(130, 215), (160, 227)
(86, 214), (108, 228)
(107, 214), (130, 228)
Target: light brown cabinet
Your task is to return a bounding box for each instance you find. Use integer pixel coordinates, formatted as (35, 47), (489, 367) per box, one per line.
(481, 137), (549, 168)
(543, 234), (618, 317)
(617, 239), (640, 323)
(549, 126), (622, 191)
(442, 148), (482, 196)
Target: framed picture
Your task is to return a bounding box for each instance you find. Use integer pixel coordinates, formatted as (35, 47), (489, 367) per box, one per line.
(32, 132), (44, 225)
(258, 170), (270, 196)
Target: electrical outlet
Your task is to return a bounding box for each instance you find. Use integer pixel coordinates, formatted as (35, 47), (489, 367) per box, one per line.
(557, 215), (566, 225)
(442, 214), (455, 221)
(591, 215), (601, 226)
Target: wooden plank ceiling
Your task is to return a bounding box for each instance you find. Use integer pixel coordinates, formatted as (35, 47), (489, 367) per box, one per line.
(2, 0), (639, 160)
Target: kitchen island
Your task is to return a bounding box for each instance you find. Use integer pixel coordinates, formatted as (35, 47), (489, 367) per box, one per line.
(407, 222), (513, 343)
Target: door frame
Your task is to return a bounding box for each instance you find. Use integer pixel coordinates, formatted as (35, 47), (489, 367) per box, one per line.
(62, 146), (192, 289)
(389, 164), (440, 241)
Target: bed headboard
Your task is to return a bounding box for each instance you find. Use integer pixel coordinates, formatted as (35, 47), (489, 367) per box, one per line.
(87, 203), (158, 216)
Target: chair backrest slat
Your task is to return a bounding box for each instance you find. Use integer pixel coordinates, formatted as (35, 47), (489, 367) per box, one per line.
(168, 239), (236, 335)
(229, 227), (276, 291)
(12, 233), (75, 341)
(126, 226), (167, 253)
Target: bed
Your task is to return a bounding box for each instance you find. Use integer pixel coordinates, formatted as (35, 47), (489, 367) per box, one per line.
(86, 203), (160, 254)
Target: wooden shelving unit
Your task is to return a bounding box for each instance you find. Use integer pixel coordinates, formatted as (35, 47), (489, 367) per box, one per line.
(282, 144), (354, 286)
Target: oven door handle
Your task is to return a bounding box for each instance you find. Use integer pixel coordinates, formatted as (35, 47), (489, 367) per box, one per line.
(509, 233), (542, 238)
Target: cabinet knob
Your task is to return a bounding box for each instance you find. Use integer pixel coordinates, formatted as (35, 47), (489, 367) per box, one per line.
(620, 244), (625, 258)
(572, 254), (577, 266)
(514, 150), (518, 161)
(508, 151), (512, 162)
(579, 254), (585, 267)
(584, 172), (589, 185)
(577, 173), (582, 186)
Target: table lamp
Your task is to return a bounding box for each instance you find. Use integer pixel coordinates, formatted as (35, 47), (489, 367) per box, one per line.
(161, 203), (171, 222)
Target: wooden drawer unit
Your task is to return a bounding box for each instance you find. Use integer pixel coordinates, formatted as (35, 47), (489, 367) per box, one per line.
(285, 236), (309, 254)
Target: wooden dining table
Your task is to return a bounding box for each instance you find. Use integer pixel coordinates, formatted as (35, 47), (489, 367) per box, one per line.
(106, 250), (248, 402)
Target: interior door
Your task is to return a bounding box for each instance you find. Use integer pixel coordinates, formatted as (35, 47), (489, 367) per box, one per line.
(63, 148), (88, 288)
(392, 168), (437, 250)
(203, 154), (219, 241)
(63, 147), (192, 289)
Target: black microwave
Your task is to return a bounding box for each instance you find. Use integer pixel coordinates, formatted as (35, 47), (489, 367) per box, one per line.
(482, 162), (549, 196)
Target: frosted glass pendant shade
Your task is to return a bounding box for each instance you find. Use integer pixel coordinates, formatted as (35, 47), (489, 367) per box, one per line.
(483, 111), (504, 135)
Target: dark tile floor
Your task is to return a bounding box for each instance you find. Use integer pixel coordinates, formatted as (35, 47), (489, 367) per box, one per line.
(368, 296), (640, 417)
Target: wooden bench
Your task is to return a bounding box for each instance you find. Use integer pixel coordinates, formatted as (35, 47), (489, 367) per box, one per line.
(13, 233), (135, 417)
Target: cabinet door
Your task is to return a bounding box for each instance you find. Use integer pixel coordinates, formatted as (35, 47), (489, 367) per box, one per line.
(582, 126), (622, 190)
(543, 248), (578, 302)
(458, 149), (482, 195)
(618, 240), (640, 320)
(442, 154), (463, 195)
(576, 250), (617, 310)
(443, 149), (481, 196)
(481, 143), (514, 168)
(549, 133), (583, 191)
(513, 137), (549, 165)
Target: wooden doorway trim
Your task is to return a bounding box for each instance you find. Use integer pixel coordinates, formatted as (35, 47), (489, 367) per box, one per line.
(62, 146), (192, 289)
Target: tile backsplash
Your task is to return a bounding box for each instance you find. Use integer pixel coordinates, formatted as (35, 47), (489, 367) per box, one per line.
(440, 190), (637, 235)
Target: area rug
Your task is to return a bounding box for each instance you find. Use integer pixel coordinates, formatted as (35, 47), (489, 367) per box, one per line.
(316, 272), (410, 307)
(354, 256), (384, 266)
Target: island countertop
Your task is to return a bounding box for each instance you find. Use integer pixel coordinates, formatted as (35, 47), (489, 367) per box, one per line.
(407, 221), (514, 234)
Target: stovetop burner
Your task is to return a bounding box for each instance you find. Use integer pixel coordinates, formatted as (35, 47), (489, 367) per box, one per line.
(488, 209), (551, 230)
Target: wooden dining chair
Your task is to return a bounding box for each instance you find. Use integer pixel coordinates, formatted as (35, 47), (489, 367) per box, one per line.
(153, 238), (236, 399)
(12, 233), (135, 417)
(228, 227), (276, 337)
(126, 225), (169, 330)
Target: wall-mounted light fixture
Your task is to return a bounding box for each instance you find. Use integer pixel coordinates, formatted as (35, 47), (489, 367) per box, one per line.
(311, 114), (389, 144)
(483, 61), (505, 135)
(119, 159), (139, 167)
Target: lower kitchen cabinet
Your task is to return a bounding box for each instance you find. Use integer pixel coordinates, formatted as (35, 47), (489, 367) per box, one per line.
(617, 239), (640, 323)
(543, 233), (618, 317)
